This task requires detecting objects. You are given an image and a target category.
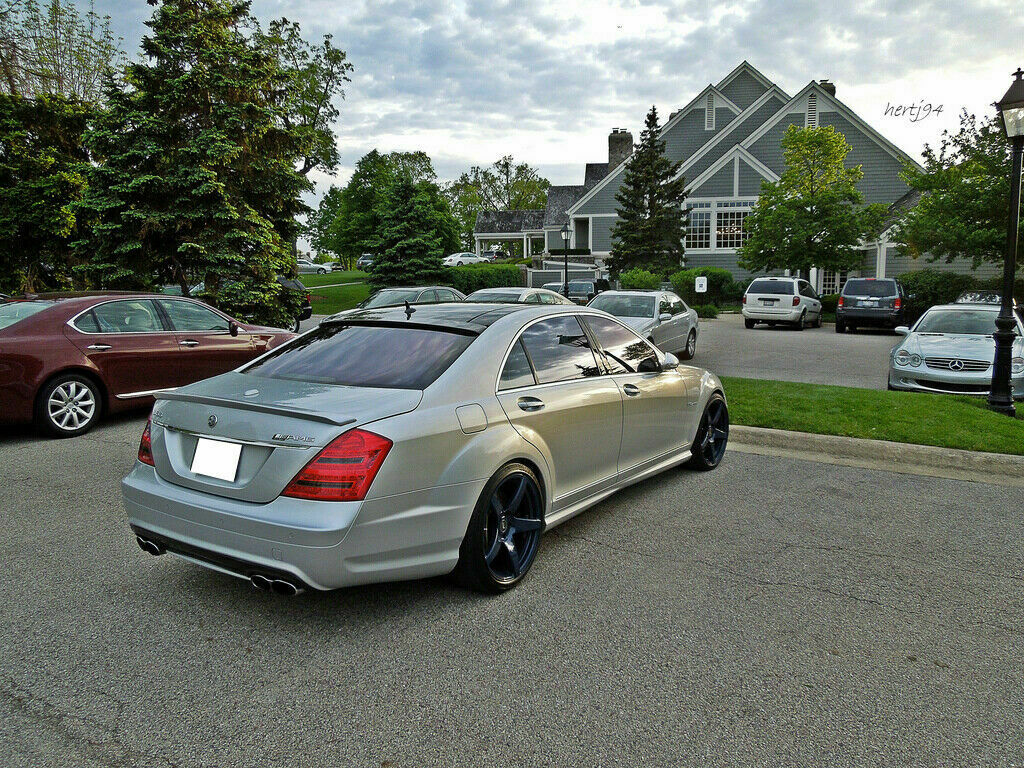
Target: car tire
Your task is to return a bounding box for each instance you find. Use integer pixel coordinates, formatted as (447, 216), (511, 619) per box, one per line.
(848, 324), (857, 333)
(453, 462), (544, 593)
(456, 261), (463, 266)
(744, 319), (755, 329)
(35, 373), (102, 438)
(795, 311), (806, 331)
(681, 330), (696, 360)
(836, 319), (846, 333)
(317, 267), (327, 275)
(291, 317), (301, 333)
(814, 312), (823, 328)
(687, 394), (728, 471)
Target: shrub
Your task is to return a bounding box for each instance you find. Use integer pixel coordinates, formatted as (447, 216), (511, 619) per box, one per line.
(548, 248), (591, 256)
(442, 263), (523, 294)
(619, 268), (660, 290)
(670, 267), (740, 305)
(819, 294), (839, 314)
(694, 304), (718, 319)
(899, 269), (979, 322)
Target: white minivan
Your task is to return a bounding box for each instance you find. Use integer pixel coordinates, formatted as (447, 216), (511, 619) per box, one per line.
(742, 277), (822, 330)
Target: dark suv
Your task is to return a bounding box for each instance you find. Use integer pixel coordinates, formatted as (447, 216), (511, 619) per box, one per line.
(836, 277), (906, 333)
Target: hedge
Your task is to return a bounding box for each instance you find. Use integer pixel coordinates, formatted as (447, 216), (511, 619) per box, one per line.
(619, 268), (661, 290)
(442, 263), (523, 294)
(693, 304), (718, 319)
(819, 294), (839, 314)
(670, 267), (744, 306)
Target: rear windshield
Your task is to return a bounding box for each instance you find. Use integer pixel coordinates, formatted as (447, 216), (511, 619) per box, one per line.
(467, 291), (520, 303)
(568, 281), (594, 292)
(361, 289), (421, 309)
(915, 309), (1011, 336)
(244, 323), (474, 389)
(588, 294), (655, 318)
(747, 279), (794, 295)
(0, 300), (54, 330)
(843, 279), (897, 297)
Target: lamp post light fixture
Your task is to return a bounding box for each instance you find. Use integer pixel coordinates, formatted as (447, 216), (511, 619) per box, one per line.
(560, 222), (572, 297)
(988, 67), (1024, 416)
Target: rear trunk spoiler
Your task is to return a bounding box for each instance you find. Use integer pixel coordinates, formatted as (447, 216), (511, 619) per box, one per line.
(155, 391), (357, 427)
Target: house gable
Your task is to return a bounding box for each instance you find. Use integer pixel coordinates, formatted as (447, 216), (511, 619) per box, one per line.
(688, 146), (779, 198)
(717, 61), (774, 110)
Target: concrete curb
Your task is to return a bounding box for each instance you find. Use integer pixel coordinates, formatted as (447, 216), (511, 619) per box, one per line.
(728, 425), (1024, 487)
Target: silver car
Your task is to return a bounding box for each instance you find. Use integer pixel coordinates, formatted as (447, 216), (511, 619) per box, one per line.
(296, 258), (331, 275)
(888, 303), (1024, 397)
(124, 304), (729, 594)
(588, 290), (699, 359)
(465, 287), (574, 305)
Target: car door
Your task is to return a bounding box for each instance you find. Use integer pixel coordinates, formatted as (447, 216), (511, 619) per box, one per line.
(799, 281), (822, 319)
(495, 315), (622, 509)
(157, 298), (256, 384)
(66, 299), (182, 399)
(583, 314), (690, 472)
(650, 295), (682, 351)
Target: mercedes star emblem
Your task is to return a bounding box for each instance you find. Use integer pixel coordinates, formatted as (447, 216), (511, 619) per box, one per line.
(208, 414), (218, 428)
(949, 359), (964, 371)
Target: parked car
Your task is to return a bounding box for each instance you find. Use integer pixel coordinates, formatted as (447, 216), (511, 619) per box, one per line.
(888, 304), (1024, 397)
(0, 293), (294, 437)
(354, 286), (466, 311)
(297, 258), (331, 275)
(588, 290), (699, 359)
(836, 277), (906, 333)
(742, 277), (823, 330)
(465, 287), (573, 305)
(955, 290), (1022, 320)
(124, 302), (728, 595)
(443, 252), (490, 267)
(541, 279), (608, 304)
(356, 254), (374, 270)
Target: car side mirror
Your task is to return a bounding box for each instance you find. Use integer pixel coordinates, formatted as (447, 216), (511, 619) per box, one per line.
(658, 312), (672, 322)
(637, 356), (661, 373)
(894, 326), (909, 336)
(229, 321), (239, 337)
(662, 352), (679, 370)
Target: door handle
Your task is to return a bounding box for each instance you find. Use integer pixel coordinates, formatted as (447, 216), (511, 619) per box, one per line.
(623, 383), (641, 397)
(86, 343), (112, 351)
(517, 396), (545, 412)
(179, 340), (200, 347)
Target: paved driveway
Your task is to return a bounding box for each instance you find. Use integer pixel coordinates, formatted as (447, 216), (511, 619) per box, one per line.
(2, 417), (1020, 766)
(694, 312), (899, 389)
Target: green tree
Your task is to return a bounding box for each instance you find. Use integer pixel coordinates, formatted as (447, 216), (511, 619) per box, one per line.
(306, 183), (344, 258)
(739, 124), (887, 275)
(609, 106), (688, 278)
(369, 174), (447, 289)
(77, 0), (321, 327)
(445, 155), (549, 250)
(895, 111), (1023, 270)
(0, 92), (91, 292)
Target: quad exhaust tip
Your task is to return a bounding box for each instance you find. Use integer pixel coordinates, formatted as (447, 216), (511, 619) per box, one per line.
(136, 536), (165, 556)
(250, 573), (303, 596)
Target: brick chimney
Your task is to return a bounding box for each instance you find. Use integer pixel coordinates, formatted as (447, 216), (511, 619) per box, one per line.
(818, 79), (836, 96)
(608, 128), (633, 168)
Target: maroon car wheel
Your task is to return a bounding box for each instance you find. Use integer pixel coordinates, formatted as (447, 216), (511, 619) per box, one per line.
(35, 374), (102, 438)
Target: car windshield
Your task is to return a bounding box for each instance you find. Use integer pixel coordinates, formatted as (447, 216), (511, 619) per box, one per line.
(244, 323), (474, 389)
(747, 279), (794, 295)
(361, 289), (421, 308)
(467, 291), (521, 303)
(844, 279), (896, 297)
(588, 294), (655, 318)
(0, 300), (55, 330)
(915, 309), (1012, 335)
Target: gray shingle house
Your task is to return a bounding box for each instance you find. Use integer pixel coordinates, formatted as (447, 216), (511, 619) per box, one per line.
(519, 61), (999, 292)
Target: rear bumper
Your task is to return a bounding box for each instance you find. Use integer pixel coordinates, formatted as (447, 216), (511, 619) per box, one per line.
(122, 463), (484, 590)
(742, 306), (801, 322)
(838, 307), (901, 327)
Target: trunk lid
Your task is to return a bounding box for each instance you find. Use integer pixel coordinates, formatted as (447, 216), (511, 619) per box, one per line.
(148, 371), (421, 502)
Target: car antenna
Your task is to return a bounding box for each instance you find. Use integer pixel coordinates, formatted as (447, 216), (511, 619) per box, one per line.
(404, 300), (415, 319)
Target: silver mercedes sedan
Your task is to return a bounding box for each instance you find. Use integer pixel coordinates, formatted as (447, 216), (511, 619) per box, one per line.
(123, 304), (728, 594)
(888, 303), (1024, 397)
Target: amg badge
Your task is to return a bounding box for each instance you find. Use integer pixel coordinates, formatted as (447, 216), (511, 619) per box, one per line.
(273, 433), (315, 443)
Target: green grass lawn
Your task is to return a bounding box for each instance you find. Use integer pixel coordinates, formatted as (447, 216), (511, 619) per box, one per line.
(300, 270), (366, 288)
(307, 282), (371, 314)
(721, 376), (1024, 456)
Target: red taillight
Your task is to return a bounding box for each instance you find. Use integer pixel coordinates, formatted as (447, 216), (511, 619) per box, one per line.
(792, 295), (800, 306)
(138, 417), (154, 466)
(741, 295), (746, 304)
(894, 297), (901, 310)
(838, 297), (844, 308)
(282, 429), (392, 502)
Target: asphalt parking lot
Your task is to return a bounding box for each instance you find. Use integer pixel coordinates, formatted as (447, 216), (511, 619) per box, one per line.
(2, 416), (1020, 766)
(695, 313), (899, 389)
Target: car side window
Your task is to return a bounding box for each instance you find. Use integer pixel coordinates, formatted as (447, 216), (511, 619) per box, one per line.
(538, 292), (558, 305)
(498, 339), (537, 390)
(519, 316), (602, 384)
(158, 299), (230, 332)
(418, 290), (438, 304)
(89, 300), (164, 333)
(658, 298), (672, 317)
(583, 315), (655, 374)
(523, 292), (542, 304)
(436, 289), (455, 302)
(671, 298), (686, 315)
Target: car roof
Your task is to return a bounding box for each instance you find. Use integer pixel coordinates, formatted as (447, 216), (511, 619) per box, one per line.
(468, 287), (530, 293)
(325, 302), (548, 333)
(927, 304), (999, 312)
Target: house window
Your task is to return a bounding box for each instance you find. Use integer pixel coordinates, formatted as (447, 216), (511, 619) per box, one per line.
(806, 92), (818, 128)
(686, 210), (711, 249)
(705, 94), (715, 130)
(716, 209), (750, 249)
(820, 269), (849, 295)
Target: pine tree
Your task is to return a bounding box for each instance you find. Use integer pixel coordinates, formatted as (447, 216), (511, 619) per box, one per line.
(77, 0), (307, 327)
(609, 106), (688, 278)
(369, 175), (447, 289)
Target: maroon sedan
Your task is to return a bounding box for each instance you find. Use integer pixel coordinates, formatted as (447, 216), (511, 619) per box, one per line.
(0, 292), (295, 437)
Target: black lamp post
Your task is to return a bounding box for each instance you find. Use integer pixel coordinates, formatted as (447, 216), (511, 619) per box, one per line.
(560, 222), (571, 296)
(989, 68), (1024, 416)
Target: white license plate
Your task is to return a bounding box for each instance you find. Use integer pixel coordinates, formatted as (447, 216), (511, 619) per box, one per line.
(860, 300), (878, 307)
(190, 438), (242, 482)
(760, 299), (776, 306)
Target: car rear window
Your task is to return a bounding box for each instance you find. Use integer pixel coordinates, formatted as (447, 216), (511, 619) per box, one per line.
(0, 300), (55, 330)
(747, 279), (794, 295)
(843, 279), (897, 297)
(361, 289), (421, 308)
(467, 291), (521, 303)
(244, 323), (474, 389)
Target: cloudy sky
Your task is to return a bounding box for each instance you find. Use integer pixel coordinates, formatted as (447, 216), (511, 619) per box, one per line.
(94, 0), (1022, 198)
